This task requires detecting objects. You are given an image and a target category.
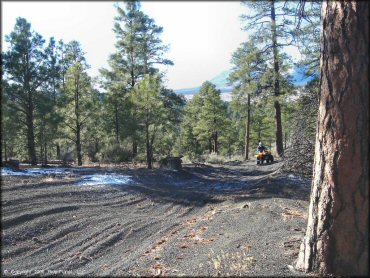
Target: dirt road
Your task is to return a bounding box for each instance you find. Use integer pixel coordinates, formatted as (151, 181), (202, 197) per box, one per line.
(1, 161), (312, 276)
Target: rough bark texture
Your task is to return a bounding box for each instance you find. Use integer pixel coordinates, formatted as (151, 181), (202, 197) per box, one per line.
(295, 1), (369, 276)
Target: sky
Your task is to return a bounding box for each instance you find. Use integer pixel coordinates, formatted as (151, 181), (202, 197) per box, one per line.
(1, 1), (300, 90)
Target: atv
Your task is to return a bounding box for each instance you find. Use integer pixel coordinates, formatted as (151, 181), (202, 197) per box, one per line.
(256, 150), (274, 165)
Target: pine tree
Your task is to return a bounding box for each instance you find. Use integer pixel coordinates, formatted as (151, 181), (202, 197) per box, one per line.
(1, 79), (25, 161)
(3, 17), (51, 165)
(59, 41), (94, 166)
(179, 95), (203, 158)
(99, 59), (131, 144)
(229, 39), (268, 159)
(293, 1), (321, 77)
(36, 37), (63, 165)
(193, 82), (228, 154)
(130, 74), (166, 169)
(155, 88), (186, 157)
(295, 1), (369, 275)
(241, 0), (297, 157)
(105, 1), (173, 157)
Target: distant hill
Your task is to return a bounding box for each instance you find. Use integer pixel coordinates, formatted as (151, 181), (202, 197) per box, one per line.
(174, 65), (316, 99)
(209, 70), (233, 92)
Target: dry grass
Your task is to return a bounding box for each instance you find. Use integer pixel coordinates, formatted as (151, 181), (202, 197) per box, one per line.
(281, 208), (307, 220)
(208, 249), (256, 276)
(43, 176), (56, 182)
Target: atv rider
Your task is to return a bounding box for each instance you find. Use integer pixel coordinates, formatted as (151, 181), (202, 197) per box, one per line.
(256, 142), (266, 153)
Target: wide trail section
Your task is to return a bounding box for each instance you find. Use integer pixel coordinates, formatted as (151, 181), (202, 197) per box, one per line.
(1, 161), (311, 276)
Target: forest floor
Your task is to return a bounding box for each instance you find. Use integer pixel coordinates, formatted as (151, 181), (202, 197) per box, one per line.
(1, 160), (314, 277)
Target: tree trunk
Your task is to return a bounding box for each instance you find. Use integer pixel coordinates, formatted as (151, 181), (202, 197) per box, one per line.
(214, 131), (218, 154)
(56, 144), (60, 160)
(245, 94), (251, 160)
(4, 139), (8, 161)
(274, 100), (283, 156)
(132, 106), (138, 157)
(43, 141), (47, 166)
(284, 131), (287, 150)
(114, 102), (120, 143)
(270, 0), (284, 157)
(75, 70), (82, 166)
(132, 140), (138, 158)
(76, 127), (82, 166)
(295, 1), (369, 276)
(146, 123), (152, 169)
(26, 109), (37, 165)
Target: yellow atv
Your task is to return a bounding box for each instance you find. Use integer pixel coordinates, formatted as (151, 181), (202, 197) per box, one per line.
(256, 150), (274, 165)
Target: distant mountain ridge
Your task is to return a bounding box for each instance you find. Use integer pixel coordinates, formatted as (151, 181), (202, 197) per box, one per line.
(174, 65), (316, 97)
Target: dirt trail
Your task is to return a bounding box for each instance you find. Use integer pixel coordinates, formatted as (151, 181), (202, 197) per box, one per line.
(1, 161), (312, 276)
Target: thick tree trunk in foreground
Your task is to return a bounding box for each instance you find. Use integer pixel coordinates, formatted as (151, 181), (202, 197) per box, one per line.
(295, 1), (369, 276)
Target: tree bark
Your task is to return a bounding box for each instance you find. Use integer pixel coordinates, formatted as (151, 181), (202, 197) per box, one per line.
(274, 100), (283, 156)
(146, 123), (152, 169)
(245, 94), (251, 160)
(270, 0), (284, 157)
(25, 64), (37, 165)
(75, 69), (82, 166)
(76, 127), (82, 166)
(114, 102), (120, 143)
(214, 131), (218, 154)
(132, 140), (138, 158)
(43, 141), (47, 166)
(132, 109), (138, 158)
(26, 107), (37, 165)
(4, 138), (8, 161)
(56, 144), (60, 160)
(295, 1), (369, 276)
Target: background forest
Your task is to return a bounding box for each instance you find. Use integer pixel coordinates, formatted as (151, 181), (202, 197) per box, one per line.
(1, 1), (321, 175)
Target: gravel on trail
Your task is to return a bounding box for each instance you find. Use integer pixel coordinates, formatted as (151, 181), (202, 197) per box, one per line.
(1, 161), (314, 277)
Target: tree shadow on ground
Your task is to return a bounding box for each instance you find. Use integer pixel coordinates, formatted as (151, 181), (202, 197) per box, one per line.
(107, 163), (311, 207)
(2, 163), (310, 208)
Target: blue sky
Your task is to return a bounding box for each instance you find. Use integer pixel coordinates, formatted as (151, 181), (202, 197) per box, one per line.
(2, 1), (300, 90)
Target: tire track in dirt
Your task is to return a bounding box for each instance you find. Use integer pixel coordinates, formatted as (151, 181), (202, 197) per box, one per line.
(1, 162), (310, 276)
(2, 205), (80, 228)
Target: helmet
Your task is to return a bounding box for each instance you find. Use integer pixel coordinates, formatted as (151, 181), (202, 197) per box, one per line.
(258, 142), (262, 146)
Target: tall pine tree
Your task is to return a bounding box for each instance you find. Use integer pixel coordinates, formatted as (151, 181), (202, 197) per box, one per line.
(241, 0), (296, 157)
(3, 18), (51, 165)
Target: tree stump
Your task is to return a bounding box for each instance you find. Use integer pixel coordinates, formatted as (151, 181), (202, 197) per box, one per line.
(160, 156), (183, 170)
(4, 159), (20, 170)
